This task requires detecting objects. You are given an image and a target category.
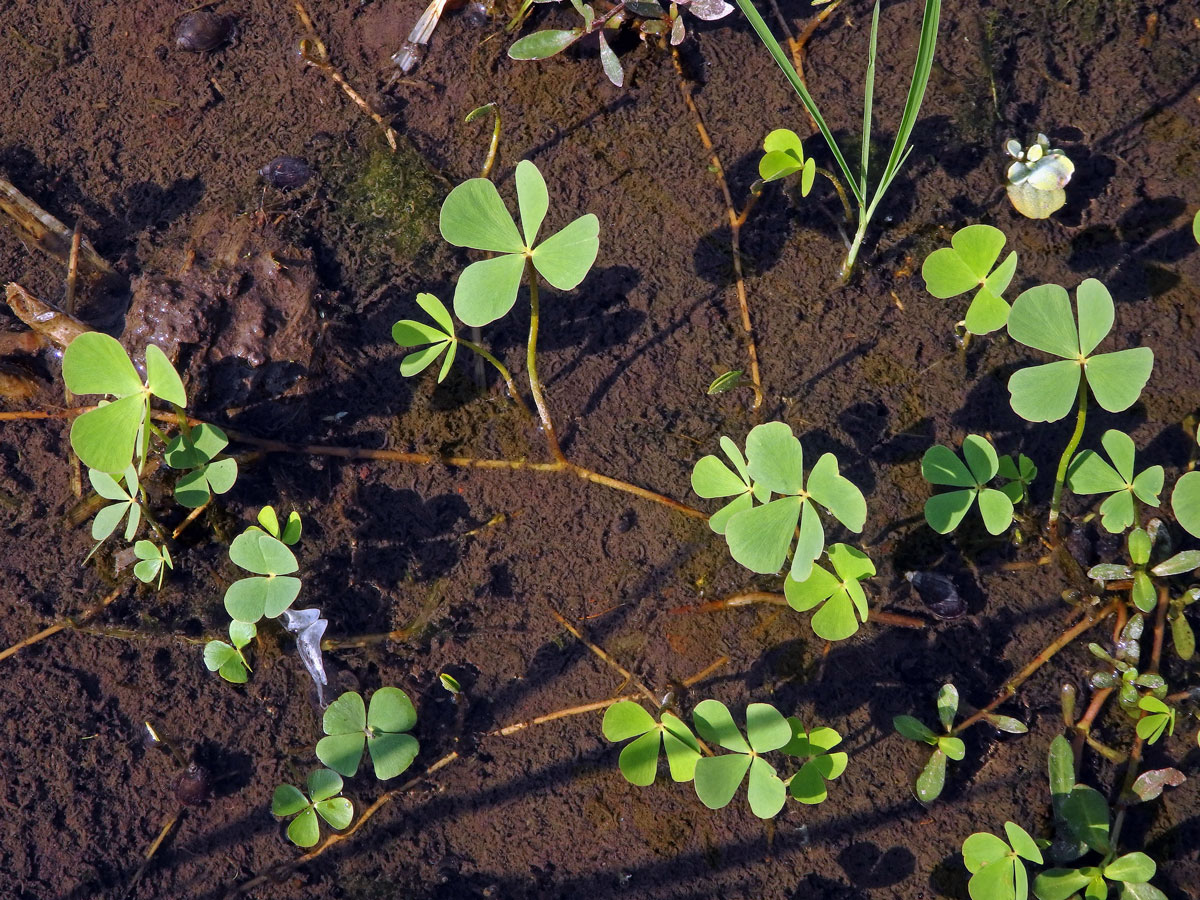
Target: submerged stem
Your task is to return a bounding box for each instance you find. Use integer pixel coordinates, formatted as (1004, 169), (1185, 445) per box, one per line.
(525, 259), (567, 464)
(1048, 378), (1089, 544)
(457, 337), (533, 418)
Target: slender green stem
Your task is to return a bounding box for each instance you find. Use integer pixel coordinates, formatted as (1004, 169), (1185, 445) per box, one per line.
(814, 167), (855, 225)
(1048, 378), (1088, 543)
(840, 217), (870, 282)
(525, 259), (566, 464)
(457, 338), (533, 419)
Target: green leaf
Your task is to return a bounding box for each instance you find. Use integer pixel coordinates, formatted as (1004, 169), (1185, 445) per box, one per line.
(810, 579), (865, 640)
(962, 434), (999, 483)
(936, 683), (959, 731)
(922, 444), (974, 487)
(316, 732), (367, 778)
(602, 700), (656, 741)
(1119, 882), (1168, 900)
(940, 736), (966, 760)
(963, 831), (1009, 872)
(692, 453), (751, 498)
(921, 224), (1007, 297)
(164, 423), (229, 469)
(229, 530), (298, 576)
(70, 395), (145, 473)
(514, 159), (548, 247)
(759, 150), (804, 182)
(314, 796), (353, 831)
(746, 756), (786, 818)
(324, 691), (367, 735)
(280, 512), (302, 545)
(745, 703), (792, 753)
(204, 641), (237, 672)
(978, 488), (1016, 534)
(790, 498), (825, 583)
(1132, 571), (1155, 613)
(617, 730), (662, 786)
(1061, 785), (1110, 853)
(223, 575), (301, 623)
(925, 489), (975, 533)
(1008, 359), (1082, 423)
(1170, 471), (1200, 538)
(368, 732), (419, 780)
(507, 28), (582, 60)
(308, 768), (344, 802)
(965, 286), (1013, 335)
(1005, 822), (1043, 863)
(693, 699), (751, 752)
(745, 422), (804, 495)
(1075, 278), (1114, 357)
(893, 715), (936, 744)
(144, 344), (186, 406)
(662, 727), (701, 782)
(968, 855), (1021, 900)
(762, 128), (805, 161)
(1068, 452), (1127, 496)
(784, 563), (839, 612)
(439, 178), (524, 252)
(1130, 467), (1163, 507)
(915, 747), (947, 803)
(1153, 550), (1200, 576)
(789, 762), (830, 804)
(693, 753), (752, 809)
(725, 495), (800, 574)
(1085, 348), (1154, 413)
(708, 491), (753, 536)
(271, 783), (308, 817)
(368, 686), (417, 734)
(62, 332), (144, 396)
(1033, 868), (1095, 900)
(286, 808), (320, 847)
(1007, 284), (1079, 359)
(453, 252), (528, 329)
(416, 292), (455, 334)
(531, 214), (600, 290)
(229, 620), (256, 648)
(806, 453), (866, 531)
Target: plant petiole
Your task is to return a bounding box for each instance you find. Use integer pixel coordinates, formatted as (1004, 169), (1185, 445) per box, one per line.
(1048, 379), (1089, 543)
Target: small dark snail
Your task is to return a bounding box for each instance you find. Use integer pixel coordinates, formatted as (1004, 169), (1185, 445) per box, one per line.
(174, 761), (212, 806)
(259, 156), (314, 190)
(905, 570), (965, 620)
(174, 11), (234, 53)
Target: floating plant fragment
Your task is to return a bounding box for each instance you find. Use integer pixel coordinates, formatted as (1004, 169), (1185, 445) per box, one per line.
(281, 607), (329, 704)
(1004, 134), (1074, 219)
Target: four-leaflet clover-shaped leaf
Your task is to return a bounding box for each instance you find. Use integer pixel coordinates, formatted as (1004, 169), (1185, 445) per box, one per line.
(922, 435), (1015, 535)
(781, 721), (847, 805)
(692, 699), (793, 818)
(132, 540), (172, 588)
(392, 293), (458, 382)
(163, 423), (238, 509)
(690, 436), (768, 534)
(316, 688), (420, 780)
(203, 621), (257, 684)
(961, 821), (1042, 900)
(271, 768), (353, 848)
(1005, 278), (1153, 422)
(1034, 853), (1162, 900)
(1067, 429), (1163, 533)
(439, 159), (599, 328)
(783, 543), (875, 641)
(757, 129), (815, 195)
(894, 684), (967, 804)
(997, 453), (1038, 505)
(921, 224), (1019, 335)
(698, 422), (866, 583)
(223, 528), (301, 623)
(62, 333), (187, 474)
(88, 466), (142, 547)
(601, 700), (701, 786)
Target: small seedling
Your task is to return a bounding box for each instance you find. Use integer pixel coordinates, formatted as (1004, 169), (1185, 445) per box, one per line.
(163, 423), (238, 508)
(316, 688), (420, 780)
(602, 700), (701, 786)
(132, 540), (172, 588)
(257, 505), (302, 545)
(203, 621), (257, 683)
(1087, 525), (1200, 613)
(921, 224), (1018, 334)
(1006, 279), (1153, 423)
(438, 159), (599, 327)
(87, 466), (142, 549)
(961, 821), (1042, 900)
(1004, 134), (1074, 220)
(921, 435), (1015, 535)
(1067, 430), (1163, 533)
(438, 672), (462, 695)
(997, 454), (1038, 505)
(223, 526), (301, 623)
(894, 684), (967, 804)
(783, 722), (847, 805)
(62, 333), (186, 474)
(691, 422), (867, 582)
(1136, 697), (1175, 744)
(271, 768), (353, 848)
(783, 543), (875, 640)
(391, 293), (458, 382)
(757, 129), (815, 195)
(692, 699), (793, 818)
(1088, 616), (1167, 713)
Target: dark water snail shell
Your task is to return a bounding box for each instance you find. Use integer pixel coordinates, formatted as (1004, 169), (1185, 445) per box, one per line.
(174, 761), (212, 806)
(259, 156), (314, 190)
(174, 11), (234, 53)
(905, 570), (966, 620)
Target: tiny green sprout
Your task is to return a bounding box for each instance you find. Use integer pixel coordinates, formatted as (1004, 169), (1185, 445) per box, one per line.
(893, 684), (968, 804)
(783, 543), (875, 640)
(257, 505), (302, 545)
(1004, 134), (1074, 220)
(133, 540), (172, 588)
(1067, 430), (1163, 533)
(922, 435), (1014, 535)
(1194, 209), (1200, 244)
(438, 672), (462, 695)
(961, 821), (1043, 900)
(781, 721), (847, 804)
(692, 700), (793, 818)
(1168, 586), (1198, 661)
(1034, 853), (1163, 900)
(998, 453), (1038, 505)
(706, 369), (750, 396)
(1006, 279), (1154, 423)
(62, 333), (186, 474)
(163, 423), (237, 508)
(601, 700), (702, 786)
(1136, 696), (1175, 744)
(1087, 526), (1200, 613)
(1088, 621), (1168, 714)
(87, 466), (141, 548)
(1171, 470), (1200, 539)
(439, 159), (599, 327)
(271, 769), (353, 848)
(921, 225), (1018, 335)
(392, 293), (458, 382)
(316, 687), (420, 780)
(223, 527), (301, 623)
(757, 129), (816, 195)
(203, 621), (257, 684)
(692, 422), (867, 582)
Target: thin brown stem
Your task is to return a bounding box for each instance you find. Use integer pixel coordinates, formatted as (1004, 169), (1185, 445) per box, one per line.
(954, 599), (1118, 733)
(0, 585), (124, 663)
(548, 606), (656, 704)
(670, 591), (925, 628)
(525, 260), (567, 464)
(489, 695), (638, 737)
